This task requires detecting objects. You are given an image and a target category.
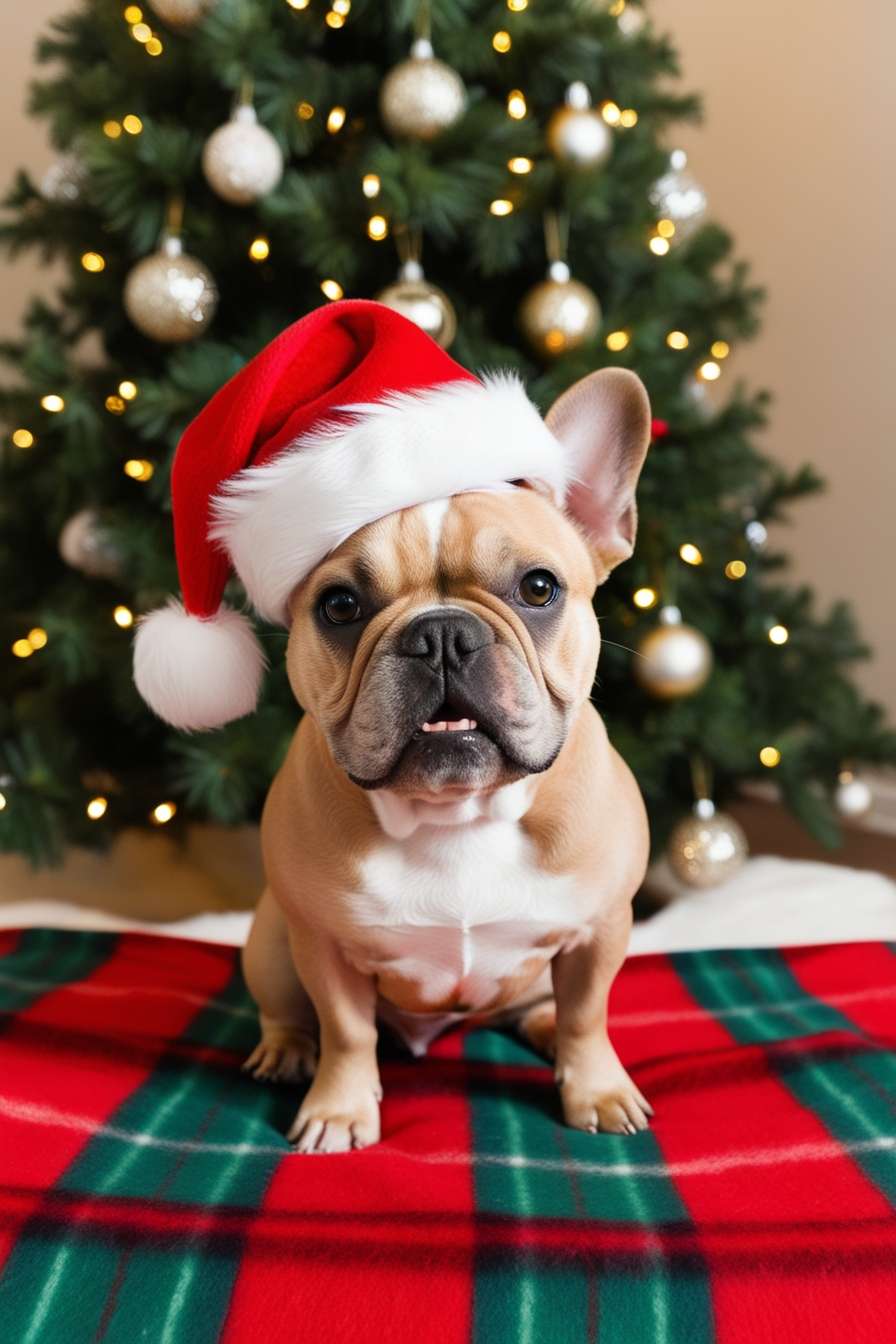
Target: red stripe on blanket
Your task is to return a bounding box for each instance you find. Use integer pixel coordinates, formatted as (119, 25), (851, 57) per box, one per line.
(623, 952), (896, 1344)
(221, 1029), (475, 1344)
(0, 934), (234, 1272)
(781, 942), (896, 1043)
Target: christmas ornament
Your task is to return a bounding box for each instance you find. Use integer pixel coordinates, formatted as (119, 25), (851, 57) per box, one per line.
(124, 233), (217, 343)
(147, 0), (215, 28)
(379, 38), (466, 141)
(40, 152), (86, 204)
(519, 261), (601, 359)
(617, 4), (647, 38)
(834, 770), (873, 819)
(651, 417), (669, 440)
(58, 509), (120, 579)
(667, 799), (748, 888)
(634, 604), (712, 698)
(745, 518), (768, 550)
(649, 150), (708, 245)
(202, 103), (283, 205)
(547, 82), (613, 169)
(376, 260), (457, 349)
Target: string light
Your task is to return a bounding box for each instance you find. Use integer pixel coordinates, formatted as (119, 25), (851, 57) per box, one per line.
(605, 330), (630, 352)
(768, 624), (789, 645)
(507, 0), (528, 10)
(325, 11), (345, 28)
(131, 21), (151, 41)
(151, 801), (177, 825)
(725, 560), (747, 580)
(11, 640), (33, 659)
(666, 330), (689, 350)
(113, 605), (134, 628)
(679, 543), (703, 565)
(619, 108), (638, 127)
(711, 340), (730, 359)
(86, 796), (108, 820)
(507, 156), (533, 174)
(145, 37), (163, 56)
(656, 219), (676, 239)
(124, 458), (154, 481)
(608, 0), (626, 15)
(81, 252), (106, 273)
(759, 746), (781, 768)
(326, 106), (346, 133)
(698, 360), (721, 381)
(27, 628), (48, 649)
(248, 236), (270, 261)
(105, 395), (126, 414)
(320, 278), (343, 300)
(12, 429), (34, 448)
(600, 101), (621, 126)
(296, 101), (315, 120)
(649, 236), (670, 256)
(493, 31), (511, 52)
(367, 214), (388, 240)
(361, 173), (380, 198)
(633, 587), (657, 609)
(41, 394), (65, 413)
(286, 0), (310, 8)
(506, 90), (527, 119)
(118, 380), (138, 400)
(103, 120), (122, 139)
(332, 0), (351, 12)
(0, 791), (6, 811)
(489, 198), (514, 216)
(122, 114), (143, 135)
(123, 5), (143, 21)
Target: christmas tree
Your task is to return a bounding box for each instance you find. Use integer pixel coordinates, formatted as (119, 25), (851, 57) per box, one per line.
(2, 0), (894, 870)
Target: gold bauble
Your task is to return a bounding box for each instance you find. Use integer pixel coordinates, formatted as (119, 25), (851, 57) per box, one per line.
(375, 261), (457, 348)
(58, 509), (120, 579)
(547, 83), (613, 168)
(668, 801), (748, 888)
(634, 605), (712, 698)
(379, 39), (466, 140)
(147, 0), (216, 28)
(519, 262), (601, 359)
(202, 105), (284, 205)
(123, 237), (217, 343)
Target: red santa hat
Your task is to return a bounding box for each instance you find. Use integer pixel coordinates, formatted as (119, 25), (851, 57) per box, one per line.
(133, 299), (570, 731)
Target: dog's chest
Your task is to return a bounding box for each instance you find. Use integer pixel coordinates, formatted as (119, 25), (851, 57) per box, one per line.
(341, 818), (591, 1024)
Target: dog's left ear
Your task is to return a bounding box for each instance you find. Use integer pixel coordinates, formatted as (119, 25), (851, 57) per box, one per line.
(546, 367), (651, 580)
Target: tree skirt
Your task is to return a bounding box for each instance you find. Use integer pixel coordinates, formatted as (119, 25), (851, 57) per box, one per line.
(0, 928), (894, 1342)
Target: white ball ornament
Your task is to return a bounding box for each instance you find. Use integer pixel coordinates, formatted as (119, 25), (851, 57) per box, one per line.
(380, 39), (466, 141)
(124, 235), (217, 343)
(58, 509), (121, 579)
(617, 4), (647, 38)
(649, 150), (708, 246)
(667, 800), (748, 888)
(834, 772), (873, 819)
(519, 261), (601, 359)
(40, 152), (87, 204)
(147, 0), (216, 29)
(376, 261), (457, 349)
(635, 605), (713, 699)
(202, 105), (284, 206)
(547, 83), (613, 169)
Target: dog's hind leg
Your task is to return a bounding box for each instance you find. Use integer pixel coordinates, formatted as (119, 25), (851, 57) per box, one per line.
(241, 887), (319, 1083)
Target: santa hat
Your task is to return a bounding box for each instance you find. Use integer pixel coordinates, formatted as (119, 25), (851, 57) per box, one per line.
(133, 299), (570, 731)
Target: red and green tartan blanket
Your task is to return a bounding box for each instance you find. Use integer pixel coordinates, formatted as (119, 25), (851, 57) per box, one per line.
(0, 927), (894, 1343)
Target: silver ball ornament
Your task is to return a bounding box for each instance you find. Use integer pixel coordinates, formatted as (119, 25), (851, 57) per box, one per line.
(147, 0), (216, 28)
(635, 605), (712, 698)
(380, 39), (466, 141)
(58, 509), (121, 579)
(547, 83), (613, 169)
(40, 152), (87, 204)
(519, 261), (601, 359)
(745, 519), (768, 550)
(376, 261), (457, 349)
(649, 150), (708, 245)
(834, 773), (873, 819)
(202, 105), (284, 206)
(617, 4), (647, 38)
(668, 801), (748, 888)
(124, 236), (217, 343)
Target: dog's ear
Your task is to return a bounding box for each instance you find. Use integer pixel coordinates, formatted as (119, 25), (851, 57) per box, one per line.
(546, 367), (651, 580)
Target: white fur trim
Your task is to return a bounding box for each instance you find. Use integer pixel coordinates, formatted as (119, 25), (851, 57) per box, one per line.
(210, 374), (570, 624)
(133, 601), (266, 732)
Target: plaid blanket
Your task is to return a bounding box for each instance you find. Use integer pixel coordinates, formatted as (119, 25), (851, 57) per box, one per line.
(0, 929), (893, 1343)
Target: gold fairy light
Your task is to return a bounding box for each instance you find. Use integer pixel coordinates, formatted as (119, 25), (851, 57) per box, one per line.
(27, 628), (48, 649)
(113, 605), (134, 628)
(493, 31), (511, 52)
(619, 108), (638, 127)
(86, 796), (108, 820)
(649, 235), (670, 256)
(633, 587), (657, 609)
(759, 746), (781, 767)
(698, 360), (721, 381)
(507, 156), (533, 174)
(105, 395), (126, 414)
(41, 394), (65, 413)
(605, 330), (630, 352)
(679, 543), (703, 565)
(489, 198), (513, 216)
(296, 101), (315, 120)
(145, 37), (163, 56)
(81, 252), (106, 272)
(656, 219), (676, 239)
(367, 214), (388, 240)
(600, 101), (621, 126)
(124, 459), (154, 481)
(103, 120), (122, 139)
(131, 21), (151, 41)
(507, 0), (528, 10)
(666, 330), (689, 350)
(506, 90), (527, 120)
(248, 236), (270, 261)
(122, 114), (143, 135)
(768, 624), (789, 645)
(118, 381), (138, 400)
(12, 639), (34, 659)
(326, 106), (346, 133)
(320, 278), (343, 300)
(12, 429), (34, 448)
(151, 801), (177, 824)
(725, 560), (747, 580)
(325, 11), (345, 28)
(362, 173), (380, 198)
(711, 340), (730, 359)
(123, 5), (143, 21)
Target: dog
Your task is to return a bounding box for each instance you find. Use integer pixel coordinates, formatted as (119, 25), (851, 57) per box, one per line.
(239, 364), (652, 1154)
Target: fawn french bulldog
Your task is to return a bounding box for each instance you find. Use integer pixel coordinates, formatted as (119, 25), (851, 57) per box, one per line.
(134, 300), (652, 1154)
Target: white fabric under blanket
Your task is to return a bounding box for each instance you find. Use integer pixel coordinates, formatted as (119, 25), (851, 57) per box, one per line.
(0, 856), (893, 953)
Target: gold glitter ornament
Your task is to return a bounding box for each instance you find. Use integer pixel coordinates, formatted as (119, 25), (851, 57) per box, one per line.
(124, 234), (217, 343)
(519, 261), (601, 359)
(667, 799), (748, 888)
(379, 39), (466, 140)
(147, 0), (216, 28)
(376, 260), (457, 348)
(547, 83), (613, 169)
(634, 605), (712, 698)
(58, 508), (121, 579)
(202, 104), (284, 205)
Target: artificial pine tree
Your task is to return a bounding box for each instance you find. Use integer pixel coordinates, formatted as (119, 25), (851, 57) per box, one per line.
(2, 0), (894, 868)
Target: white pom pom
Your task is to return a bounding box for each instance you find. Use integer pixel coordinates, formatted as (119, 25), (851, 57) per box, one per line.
(133, 601), (266, 731)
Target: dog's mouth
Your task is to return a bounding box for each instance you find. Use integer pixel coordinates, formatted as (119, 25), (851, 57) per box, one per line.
(417, 697), (479, 737)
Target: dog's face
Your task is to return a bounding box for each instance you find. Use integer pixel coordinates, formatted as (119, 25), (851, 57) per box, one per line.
(285, 367), (650, 797)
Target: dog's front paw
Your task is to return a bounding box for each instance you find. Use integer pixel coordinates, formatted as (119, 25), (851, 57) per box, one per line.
(287, 1069), (382, 1153)
(242, 1027), (318, 1084)
(556, 1042), (653, 1135)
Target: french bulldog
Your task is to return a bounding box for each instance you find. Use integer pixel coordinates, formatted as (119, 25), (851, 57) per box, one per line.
(239, 365), (652, 1153)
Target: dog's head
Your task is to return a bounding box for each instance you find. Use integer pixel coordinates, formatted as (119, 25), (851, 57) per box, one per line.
(286, 368), (650, 796)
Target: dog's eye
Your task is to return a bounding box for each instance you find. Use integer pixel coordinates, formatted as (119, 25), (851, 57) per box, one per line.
(319, 586), (362, 625)
(517, 569), (560, 607)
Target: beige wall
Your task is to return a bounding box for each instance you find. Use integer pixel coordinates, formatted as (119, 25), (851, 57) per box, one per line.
(3, 0), (893, 718)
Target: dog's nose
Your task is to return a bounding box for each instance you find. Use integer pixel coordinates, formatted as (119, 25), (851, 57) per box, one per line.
(398, 610), (492, 670)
